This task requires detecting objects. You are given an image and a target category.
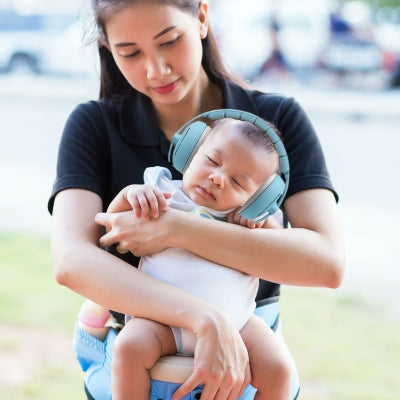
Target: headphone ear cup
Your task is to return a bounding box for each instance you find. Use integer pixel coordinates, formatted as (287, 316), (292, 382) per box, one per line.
(169, 121), (207, 173)
(239, 174), (286, 222)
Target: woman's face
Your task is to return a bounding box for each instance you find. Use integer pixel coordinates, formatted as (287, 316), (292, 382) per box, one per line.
(105, 1), (208, 107)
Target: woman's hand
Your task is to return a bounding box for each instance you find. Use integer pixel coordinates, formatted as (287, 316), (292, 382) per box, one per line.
(95, 207), (182, 256)
(172, 314), (251, 400)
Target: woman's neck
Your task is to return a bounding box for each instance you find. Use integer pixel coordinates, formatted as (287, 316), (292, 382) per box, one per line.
(153, 70), (222, 140)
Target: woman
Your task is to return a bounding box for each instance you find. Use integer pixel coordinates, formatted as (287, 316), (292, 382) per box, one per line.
(49, 1), (345, 399)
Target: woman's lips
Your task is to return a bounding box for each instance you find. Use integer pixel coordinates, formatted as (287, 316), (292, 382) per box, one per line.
(153, 79), (179, 95)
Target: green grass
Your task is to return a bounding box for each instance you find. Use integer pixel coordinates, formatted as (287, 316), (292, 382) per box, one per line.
(0, 233), (83, 329)
(280, 286), (400, 399)
(0, 368), (84, 400)
(0, 233), (83, 399)
(1, 233), (399, 399)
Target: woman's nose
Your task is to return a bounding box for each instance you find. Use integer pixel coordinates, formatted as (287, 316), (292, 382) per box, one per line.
(146, 55), (171, 80)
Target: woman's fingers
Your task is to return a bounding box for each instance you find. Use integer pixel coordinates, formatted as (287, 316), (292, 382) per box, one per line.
(173, 366), (247, 400)
(94, 212), (110, 232)
(116, 244), (129, 254)
(215, 362), (250, 400)
(238, 363), (252, 398)
(95, 211), (133, 248)
(172, 333), (249, 400)
(171, 373), (205, 400)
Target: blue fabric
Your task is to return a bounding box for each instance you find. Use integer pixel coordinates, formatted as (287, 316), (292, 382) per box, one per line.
(150, 381), (203, 400)
(74, 302), (300, 399)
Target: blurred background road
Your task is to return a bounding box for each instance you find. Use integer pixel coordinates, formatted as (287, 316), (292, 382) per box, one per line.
(0, 0), (399, 325)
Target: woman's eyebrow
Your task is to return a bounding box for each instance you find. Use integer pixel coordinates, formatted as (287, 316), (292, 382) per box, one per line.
(114, 25), (178, 47)
(153, 25), (178, 40)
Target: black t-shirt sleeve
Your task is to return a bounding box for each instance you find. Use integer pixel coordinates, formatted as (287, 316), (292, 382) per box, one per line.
(248, 91), (338, 302)
(254, 92), (338, 202)
(48, 102), (109, 214)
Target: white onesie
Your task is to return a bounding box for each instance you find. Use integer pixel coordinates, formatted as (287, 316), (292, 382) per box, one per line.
(139, 167), (259, 355)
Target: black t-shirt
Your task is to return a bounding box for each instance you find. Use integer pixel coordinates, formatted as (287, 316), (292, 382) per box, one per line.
(48, 79), (337, 304)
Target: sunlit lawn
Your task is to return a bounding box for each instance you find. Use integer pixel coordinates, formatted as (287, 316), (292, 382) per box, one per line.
(1, 233), (399, 399)
(280, 286), (399, 399)
(0, 233), (83, 400)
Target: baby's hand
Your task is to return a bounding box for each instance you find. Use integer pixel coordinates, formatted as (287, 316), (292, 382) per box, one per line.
(227, 210), (263, 229)
(227, 209), (284, 229)
(129, 184), (171, 220)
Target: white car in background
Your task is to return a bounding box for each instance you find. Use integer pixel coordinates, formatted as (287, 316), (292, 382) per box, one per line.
(0, 9), (95, 76)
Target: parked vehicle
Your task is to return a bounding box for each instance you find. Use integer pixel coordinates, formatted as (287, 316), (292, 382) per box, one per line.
(374, 22), (400, 88)
(321, 32), (382, 73)
(0, 9), (95, 75)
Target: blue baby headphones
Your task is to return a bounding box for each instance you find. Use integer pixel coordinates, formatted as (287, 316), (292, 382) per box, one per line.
(168, 109), (289, 222)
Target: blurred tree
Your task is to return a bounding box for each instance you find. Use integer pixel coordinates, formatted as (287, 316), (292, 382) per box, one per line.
(341, 0), (400, 8)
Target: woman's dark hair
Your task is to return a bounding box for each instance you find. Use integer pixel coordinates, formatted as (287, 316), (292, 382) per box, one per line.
(90, 0), (245, 99)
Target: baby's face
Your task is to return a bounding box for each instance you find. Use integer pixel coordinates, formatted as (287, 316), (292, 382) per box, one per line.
(182, 124), (278, 212)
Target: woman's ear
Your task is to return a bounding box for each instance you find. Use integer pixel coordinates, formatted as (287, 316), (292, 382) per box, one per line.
(98, 34), (111, 51)
(198, 1), (209, 39)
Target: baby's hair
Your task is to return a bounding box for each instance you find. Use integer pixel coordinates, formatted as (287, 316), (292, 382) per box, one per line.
(209, 118), (283, 173)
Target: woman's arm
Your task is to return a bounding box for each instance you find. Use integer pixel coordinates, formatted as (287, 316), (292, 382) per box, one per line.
(97, 188), (345, 289)
(179, 188), (345, 288)
(51, 188), (251, 399)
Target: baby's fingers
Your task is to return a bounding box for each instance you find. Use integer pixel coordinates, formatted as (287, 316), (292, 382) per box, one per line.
(142, 189), (170, 219)
(227, 210), (258, 229)
(133, 191), (152, 219)
(154, 191), (171, 214)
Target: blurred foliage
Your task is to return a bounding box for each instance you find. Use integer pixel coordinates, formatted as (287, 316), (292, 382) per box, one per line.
(0, 233), (83, 329)
(281, 286), (400, 400)
(360, 0), (400, 7)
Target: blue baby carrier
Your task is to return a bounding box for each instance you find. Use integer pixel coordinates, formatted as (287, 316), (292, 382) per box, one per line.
(73, 298), (299, 399)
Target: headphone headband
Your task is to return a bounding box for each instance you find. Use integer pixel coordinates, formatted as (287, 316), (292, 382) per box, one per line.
(169, 109), (290, 221)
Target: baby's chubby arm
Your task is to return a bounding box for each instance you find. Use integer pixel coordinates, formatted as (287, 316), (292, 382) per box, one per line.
(107, 184), (171, 220)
